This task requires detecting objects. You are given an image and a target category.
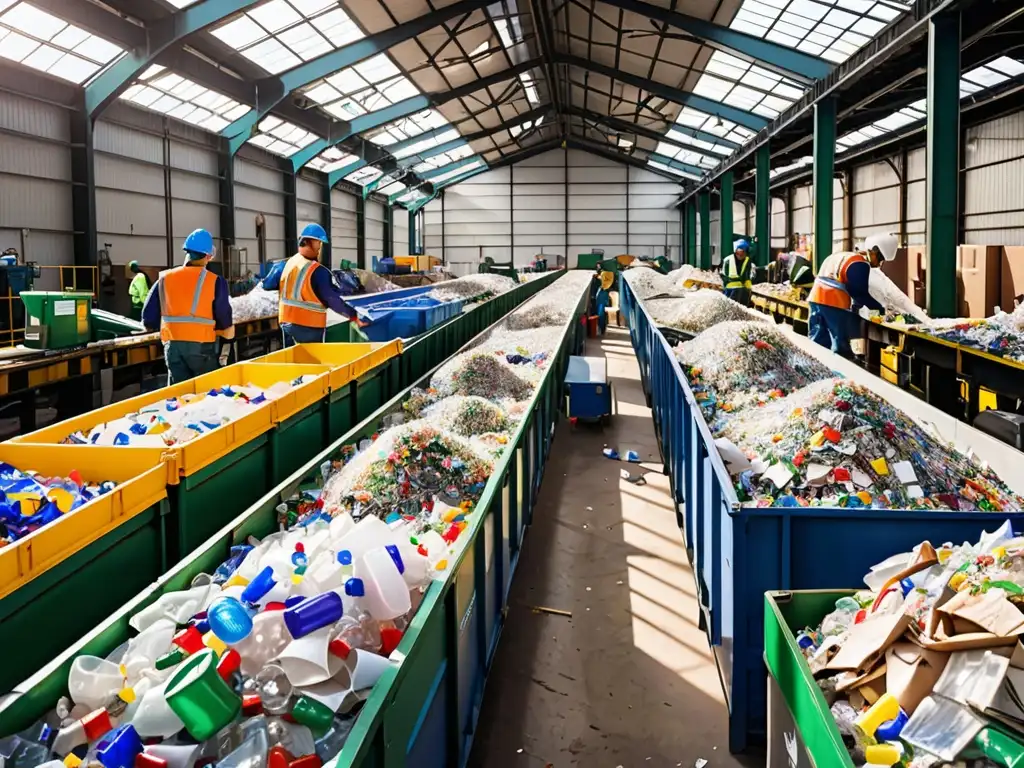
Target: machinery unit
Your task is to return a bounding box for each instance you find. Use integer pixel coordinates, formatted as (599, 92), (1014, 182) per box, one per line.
(21, 291), (93, 350)
(564, 355), (612, 421)
(0, 257), (38, 345)
(478, 256), (517, 281)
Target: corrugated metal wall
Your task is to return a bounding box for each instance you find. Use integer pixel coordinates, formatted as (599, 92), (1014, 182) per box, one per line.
(234, 150), (286, 263)
(964, 111), (1024, 245)
(771, 197), (787, 249)
(438, 148), (683, 273)
(365, 200), (386, 261)
(331, 188), (359, 264)
(393, 211), (409, 256)
(296, 173), (324, 241)
(424, 197), (443, 259)
(0, 89), (73, 290)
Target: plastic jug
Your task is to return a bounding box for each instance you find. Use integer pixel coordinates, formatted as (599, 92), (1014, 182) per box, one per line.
(358, 547), (412, 621)
(129, 682), (185, 739)
(68, 656), (124, 710)
(335, 517), (395, 562)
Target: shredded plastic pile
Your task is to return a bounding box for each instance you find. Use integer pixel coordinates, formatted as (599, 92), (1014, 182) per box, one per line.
(421, 396), (512, 437)
(0, 464), (115, 545)
(718, 379), (1024, 511)
(431, 353), (534, 401)
(752, 282), (804, 301)
(667, 264), (723, 287)
(647, 290), (767, 334)
(675, 322), (834, 420)
(621, 269), (688, 300)
(62, 377), (320, 448)
(427, 274), (518, 304)
(229, 286), (279, 324)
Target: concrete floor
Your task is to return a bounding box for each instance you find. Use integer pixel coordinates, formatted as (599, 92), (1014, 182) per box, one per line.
(468, 327), (755, 768)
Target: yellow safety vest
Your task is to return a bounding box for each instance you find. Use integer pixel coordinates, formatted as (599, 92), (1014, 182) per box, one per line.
(723, 255), (752, 290)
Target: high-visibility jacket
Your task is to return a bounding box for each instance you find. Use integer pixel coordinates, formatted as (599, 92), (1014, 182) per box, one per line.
(158, 265), (216, 343)
(807, 251), (868, 310)
(790, 256), (815, 288)
(279, 253), (327, 328)
(129, 271), (149, 306)
(722, 254), (752, 290)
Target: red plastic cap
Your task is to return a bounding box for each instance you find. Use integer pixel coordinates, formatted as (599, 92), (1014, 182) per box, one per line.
(328, 638), (352, 660)
(135, 752), (169, 768)
(216, 649), (241, 681)
(289, 755), (323, 768)
(268, 746), (294, 768)
(171, 626), (204, 654)
(264, 601), (287, 612)
(81, 709), (114, 742)
(380, 627), (404, 656)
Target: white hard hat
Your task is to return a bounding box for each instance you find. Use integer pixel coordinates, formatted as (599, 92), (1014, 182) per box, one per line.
(863, 232), (899, 262)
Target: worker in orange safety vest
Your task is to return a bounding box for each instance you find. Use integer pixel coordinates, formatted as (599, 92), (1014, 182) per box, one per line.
(807, 232), (898, 359)
(142, 228), (234, 385)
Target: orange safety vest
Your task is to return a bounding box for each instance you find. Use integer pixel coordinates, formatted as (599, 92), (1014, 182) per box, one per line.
(807, 251), (868, 310)
(158, 265), (217, 343)
(279, 253), (327, 328)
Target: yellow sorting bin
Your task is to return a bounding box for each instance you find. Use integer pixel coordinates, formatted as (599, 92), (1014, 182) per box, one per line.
(0, 443), (169, 693)
(258, 340), (402, 389)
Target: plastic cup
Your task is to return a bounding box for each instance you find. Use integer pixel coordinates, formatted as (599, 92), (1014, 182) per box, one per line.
(359, 547), (412, 621)
(68, 656), (124, 710)
(277, 627), (345, 687)
(165, 649), (241, 740)
(349, 649), (390, 691)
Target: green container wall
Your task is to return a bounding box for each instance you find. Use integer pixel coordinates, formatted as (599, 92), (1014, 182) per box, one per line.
(764, 591), (857, 768)
(0, 273), (588, 768)
(0, 500), (170, 695)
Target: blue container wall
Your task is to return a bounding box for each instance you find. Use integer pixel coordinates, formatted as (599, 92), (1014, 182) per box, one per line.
(619, 278), (1024, 753)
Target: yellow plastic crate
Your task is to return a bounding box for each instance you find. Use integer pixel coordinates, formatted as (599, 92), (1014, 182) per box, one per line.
(0, 443), (168, 600)
(257, 340), (402, 390)
(12, 362), (333, 482)
(394, 255), (440, 272)
(880, 345), (899, 384)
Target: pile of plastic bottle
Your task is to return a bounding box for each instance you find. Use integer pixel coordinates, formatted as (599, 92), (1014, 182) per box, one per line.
(717, 378), (1023, 511)
(794, 523), (1024, 767)
(0, 464), (115, 546)
(229, 287), (279, 324)
(674, 321), (834, 423)
(62, 378), (320, 448)
(914, 303), (1024, 363)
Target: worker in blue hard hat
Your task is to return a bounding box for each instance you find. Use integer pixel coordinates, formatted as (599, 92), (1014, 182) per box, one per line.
(722, 239), (753, 306)
(273, 222), (359, 347)
(142, 228), (234, 385)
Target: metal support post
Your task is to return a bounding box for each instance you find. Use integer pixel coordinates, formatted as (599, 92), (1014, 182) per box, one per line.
(698, 190), (711, 270)
(356, 195), (366, 269)
(383, 204), (393, 260)
(812, 98), (836, 270)
(218, 141), (236, 255)
(321, 177), (332, 269)
(283, 170), (298, 257)
(685, 202), (697, 266)
(926, 11), (961, 318)
(409, 209), (417, 254)
(719, 171), (734, 267)
(755, 144), (770, 266)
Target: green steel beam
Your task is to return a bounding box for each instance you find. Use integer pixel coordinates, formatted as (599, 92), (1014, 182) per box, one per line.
(698, 190), (711, 269)
(719, 172), (734, 268)
(222, 0), (492, 153)
(812, 98), (836, 270)
(356, 195), (367, 269)
(409, 191), (437, 214)
(596, 0), (831, 83)
(755, 143), (771, 267)
(557, 54), (769, 132)
(398, 106), (551, 169)
(648, 153), (705, 178)
(685, 200), (697, 266)
(86, 0), (260, 119)
(926, 12), (961, 319)
(409, 209), (417, 254)
(290, 59), (541, 170)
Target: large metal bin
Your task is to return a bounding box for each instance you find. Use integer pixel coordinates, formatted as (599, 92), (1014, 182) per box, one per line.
(0, 272), (590, 768)
(619, 277), (1024, 752)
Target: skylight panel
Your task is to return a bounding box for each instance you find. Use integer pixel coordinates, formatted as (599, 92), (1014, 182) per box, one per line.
(211, 1), (364, 76)
(412, 144), (473, 172)
(0, 1), (123, 83)
(769, 155), (811, 178)
(989, 56), (1024, 78)
(378, 179), (408, 196)
(247, 117), (319, 157)
(431, 160), (484, 185)
(122, 70), (251, 133)
(356, 54), (401, 84)
(393, 129), (461, 160)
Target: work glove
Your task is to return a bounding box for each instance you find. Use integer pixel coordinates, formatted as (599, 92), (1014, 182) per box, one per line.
(218, 342), (232, 367)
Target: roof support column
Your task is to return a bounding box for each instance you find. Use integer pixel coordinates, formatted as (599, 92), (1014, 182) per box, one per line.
(685, 201), (697, 266)
(812, 97), (836, 271)
(218, 142), (235, 255)
(383, 204), (393, 260)
(356, 195), (367, 270)
(719, 171), (734, 268)
(926, 11), (961, 319)
(755, 144), (771, 267)
(70, 96), (97, 273)
(322, 177), (333, 269)
(284, 169), (298, 258)
(698, 190), (711, 270)
(409, 210), (417, 255)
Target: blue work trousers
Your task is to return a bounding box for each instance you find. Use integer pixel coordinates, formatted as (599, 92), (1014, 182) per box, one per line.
(595, 288), (610, 334)
(164, 340), (218, 386)
(808, 302), (858, 359)
(282, 322), (326, 348)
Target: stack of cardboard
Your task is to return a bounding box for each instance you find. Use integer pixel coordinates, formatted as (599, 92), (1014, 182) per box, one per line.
(898, 244), (1016, 318)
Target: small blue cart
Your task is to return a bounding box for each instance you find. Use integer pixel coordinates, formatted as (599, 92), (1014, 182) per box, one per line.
(565, 355), (612, 422)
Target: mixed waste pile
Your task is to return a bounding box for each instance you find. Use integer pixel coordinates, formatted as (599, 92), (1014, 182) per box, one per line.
(228, 287), (279, 325)
(0, 464), (115, 547)
(0, 272), (591, 768)
(646, 289), (767, 334)
(916, 303), (1024, 363)
(61, 377), (320, 448)
(620, 269), (689, 300)
(675, 321), (834, 424)
(752, 282), (805, 301)
(795, 523), (1024, 767)
(667, 264), (723, 287)
(717, 377), (1023, 511)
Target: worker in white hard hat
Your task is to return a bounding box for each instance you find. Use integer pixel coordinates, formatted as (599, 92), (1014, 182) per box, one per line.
(806, 232), (898, 359)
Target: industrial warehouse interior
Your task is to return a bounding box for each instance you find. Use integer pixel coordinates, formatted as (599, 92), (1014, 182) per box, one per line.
(3, 0), (1024, 766)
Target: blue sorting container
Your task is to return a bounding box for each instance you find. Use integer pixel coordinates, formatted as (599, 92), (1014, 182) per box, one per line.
(619, 277), (1024, 754)
(348, 286), (464, 341)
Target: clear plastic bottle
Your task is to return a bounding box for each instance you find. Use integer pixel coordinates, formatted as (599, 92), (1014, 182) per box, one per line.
(314, 716), (356, 762)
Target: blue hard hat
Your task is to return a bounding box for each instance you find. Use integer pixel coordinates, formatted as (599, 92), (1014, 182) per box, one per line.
(183, 228), (215, 257)
(734, 238), (750, 253)
(299, 223), (329, 244)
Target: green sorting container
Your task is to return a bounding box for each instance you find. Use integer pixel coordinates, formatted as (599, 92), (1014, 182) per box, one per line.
(576, 252), (604, 270)
(21, 291), (93, 349)
(0, 272), (591, 767)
